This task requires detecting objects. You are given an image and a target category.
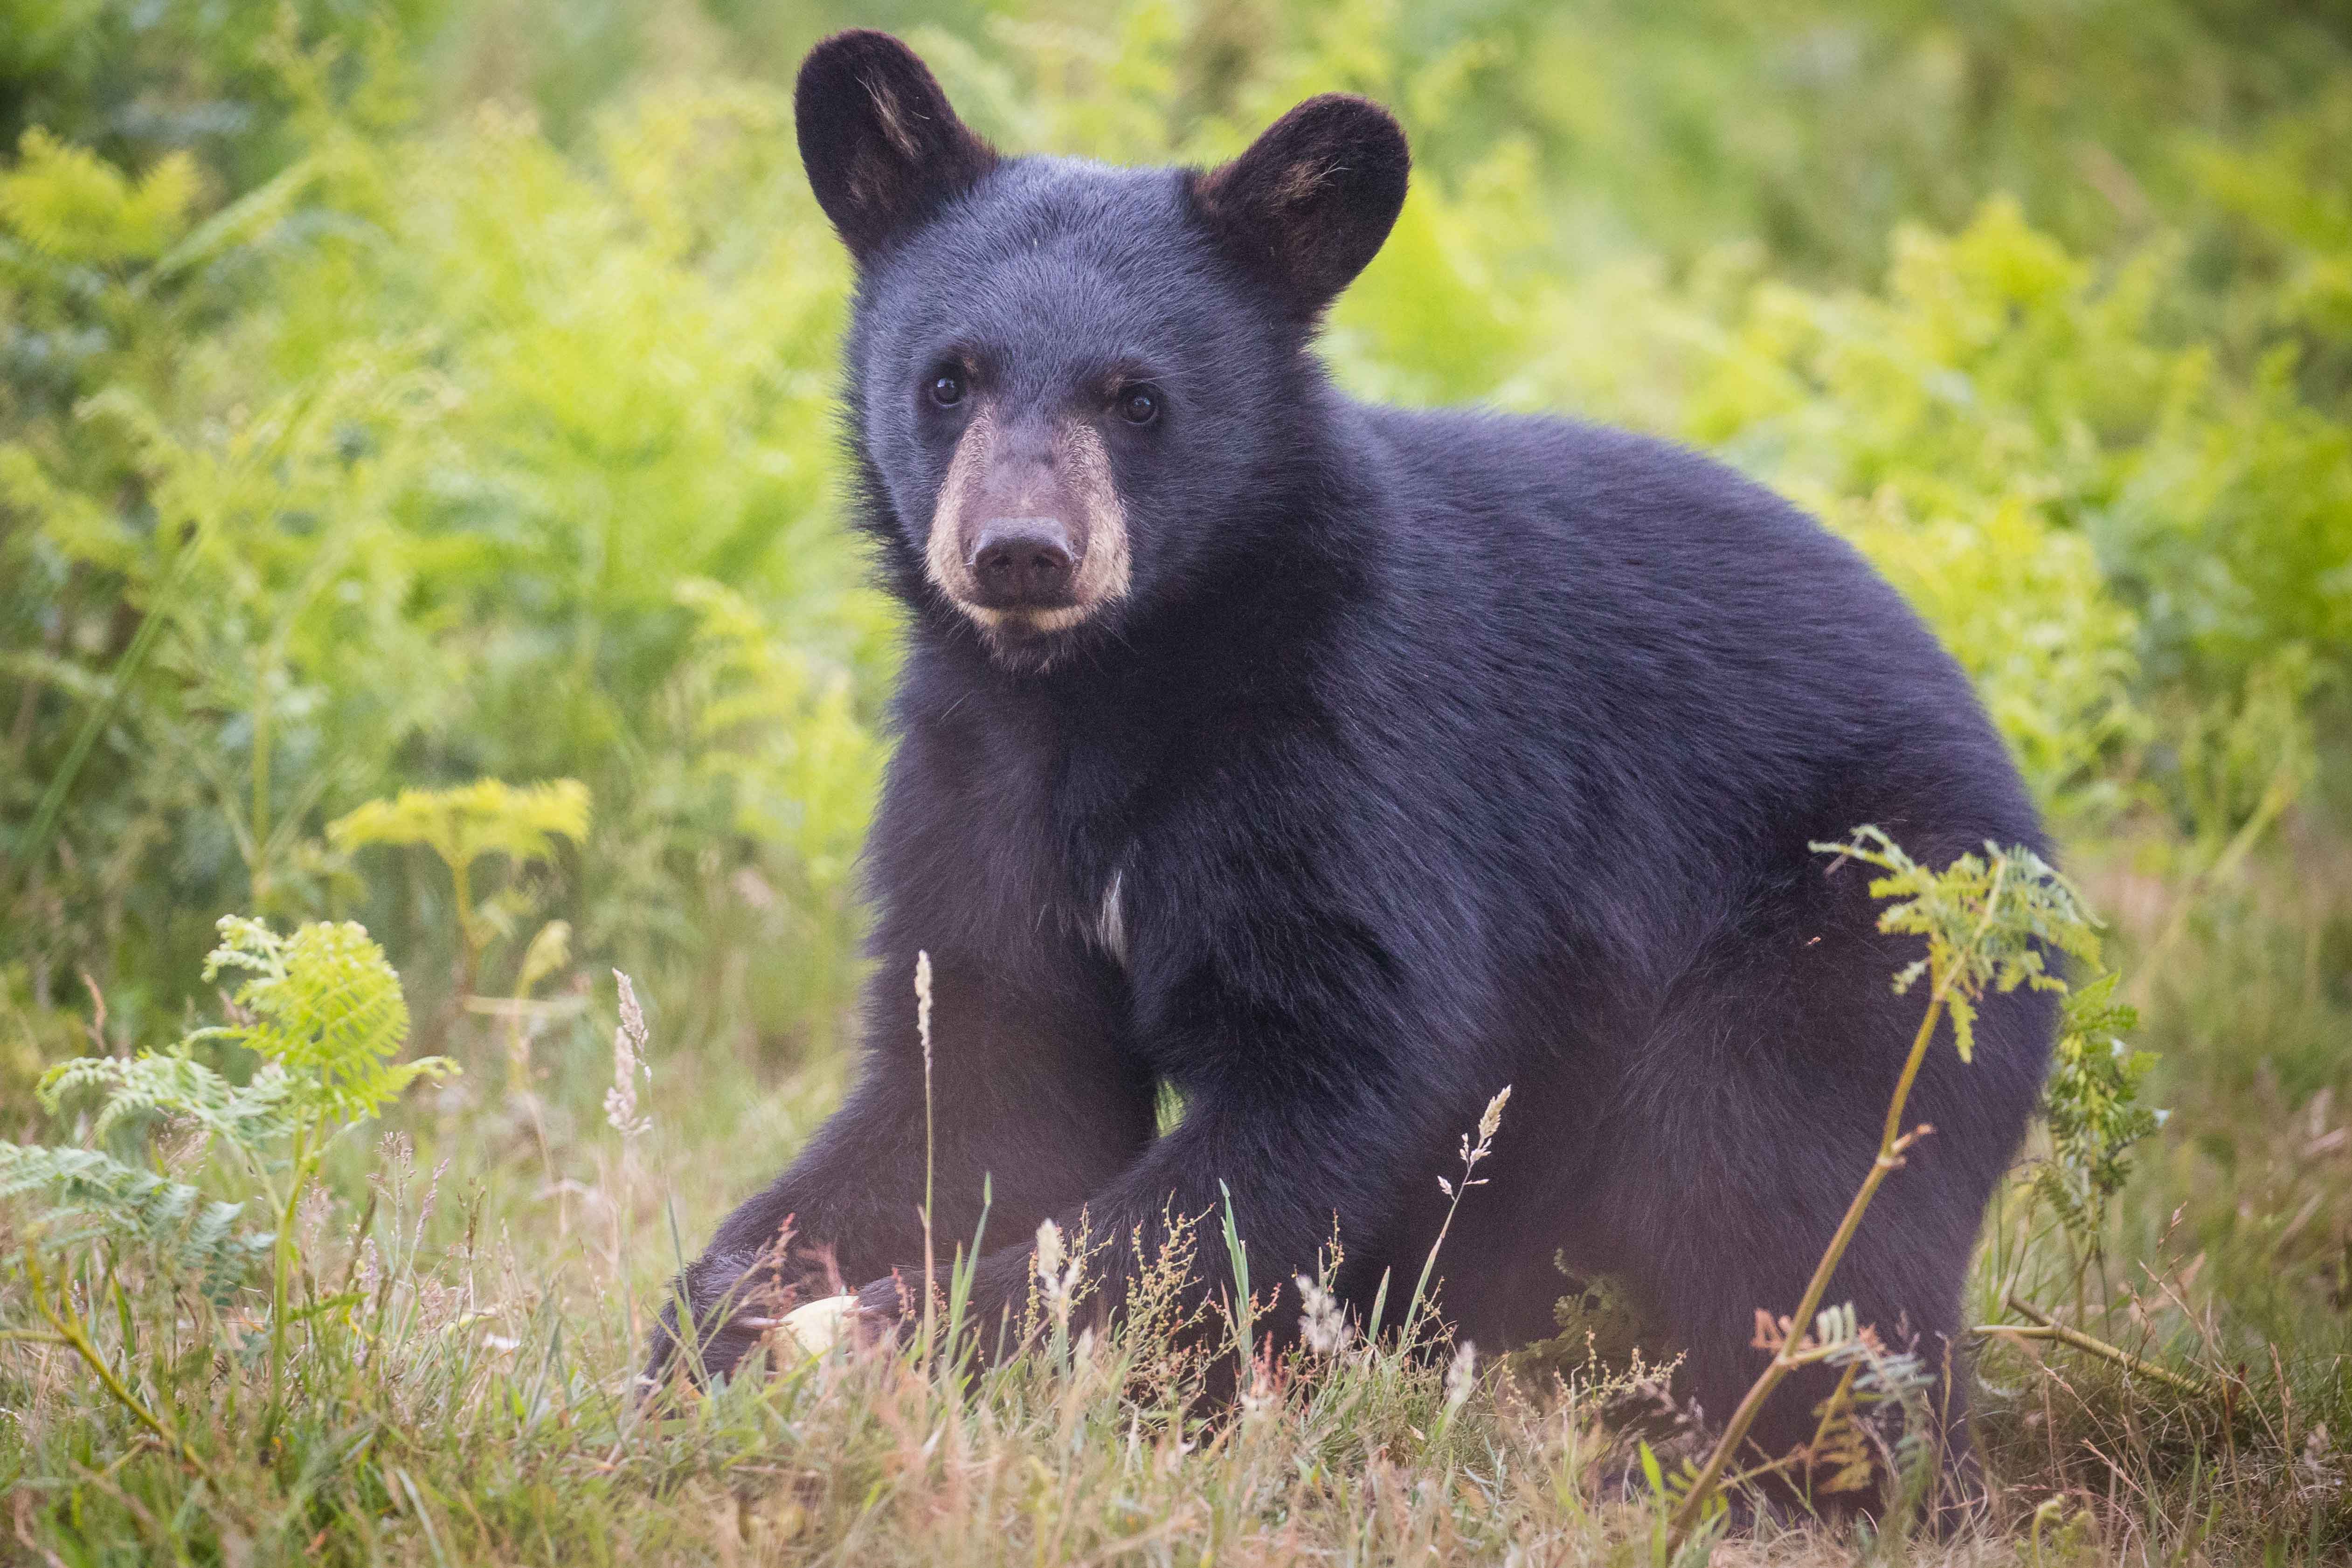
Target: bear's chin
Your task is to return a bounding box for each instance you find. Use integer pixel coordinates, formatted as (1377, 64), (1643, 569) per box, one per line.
(963, 602), (1102, 673)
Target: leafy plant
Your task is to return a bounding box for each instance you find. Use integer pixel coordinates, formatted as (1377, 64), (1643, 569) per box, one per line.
(0, 126), (200, 263)
(2034, 974), (2162, 1252)
(0, 1144), (266, 1304)
(7, 914), (453, 1422)
(329, 779), (589, 993)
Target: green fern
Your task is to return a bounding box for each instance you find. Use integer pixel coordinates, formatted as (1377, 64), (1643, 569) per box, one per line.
(2035, 972), (2163, 1246)
(327, 781), (591, 989)
(39, 1048), (298, 1157)
(0, 126), (200, 263)
(7, 917), (452, 1319)
(35, 918), (443, 1154)
(0, 1144), (268, 1303)
(187, 916), (446, 1126)
(325, 780), (590, 877)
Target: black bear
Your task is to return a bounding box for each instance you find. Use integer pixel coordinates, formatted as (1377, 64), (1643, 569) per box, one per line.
(653, 28), (2056, 1478)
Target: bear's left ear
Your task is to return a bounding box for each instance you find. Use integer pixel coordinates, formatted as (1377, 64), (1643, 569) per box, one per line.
(1188, 95), (1410, 321)
(796, 30), (998, 266)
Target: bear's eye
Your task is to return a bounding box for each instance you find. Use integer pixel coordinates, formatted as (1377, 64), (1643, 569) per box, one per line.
(929, 370), (965, 408)
(1118, 385), (1160, 426)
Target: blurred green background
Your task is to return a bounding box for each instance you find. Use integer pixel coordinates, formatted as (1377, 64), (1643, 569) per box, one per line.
(2, 0), (2349, 1347)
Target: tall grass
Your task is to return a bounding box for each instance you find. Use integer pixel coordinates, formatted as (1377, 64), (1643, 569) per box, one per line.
(5, 830), (2347, 1565)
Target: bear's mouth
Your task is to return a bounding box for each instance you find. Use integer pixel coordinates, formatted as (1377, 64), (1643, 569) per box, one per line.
(966, 603), (1096, 637)
(957, 600), (1108, 672)
(940, 554), (1123, 664)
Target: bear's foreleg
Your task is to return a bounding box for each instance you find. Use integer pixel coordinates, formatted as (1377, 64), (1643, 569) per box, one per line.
(646, 944), (1154, 1385)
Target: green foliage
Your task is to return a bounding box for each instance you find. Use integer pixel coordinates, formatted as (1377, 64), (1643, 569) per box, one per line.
(2162, 650), (2318, 846)
(2034, 972), (2162, 1246)
(1816, 826), (2101, 1062)
(0, 909), (448, 1415)
(192, 915), (446, 1125)
(0, 127), (200, 263)
(21, 914), (447, 1198)
(328, 778), (590, 875)
(33, 917), (441, 1158)
(2, 913), (453, 1445)
(331, 779), (590, 984)
(0, 46), (880, 1045)
(672, 580), (883, 902)
(39, 1040), (297, 1153)
(0, 1143), (267, 1303)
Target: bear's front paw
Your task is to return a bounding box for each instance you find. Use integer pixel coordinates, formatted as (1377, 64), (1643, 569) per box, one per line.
(854, 1274), (906, 1322)
(642, 1250), (804, 1390)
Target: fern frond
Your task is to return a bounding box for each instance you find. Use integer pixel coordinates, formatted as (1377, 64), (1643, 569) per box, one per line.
(196, 918), (454, 1126)
(2038, 970), (2163, 1241)
(1813, 827), (2104, 1060)
(0, 1143), (267, 1302)
(0, 128), (200, 263)
(38, 1049), (298, 1153)
(325, 779), (590, 872)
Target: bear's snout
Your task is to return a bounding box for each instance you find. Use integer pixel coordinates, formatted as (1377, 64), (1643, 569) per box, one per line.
(923, 406), (1133, 660)
(970, 517), (1077, 609)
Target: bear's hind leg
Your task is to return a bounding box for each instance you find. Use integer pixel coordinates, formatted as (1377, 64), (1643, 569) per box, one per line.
(1586, 928), (2034, 1515)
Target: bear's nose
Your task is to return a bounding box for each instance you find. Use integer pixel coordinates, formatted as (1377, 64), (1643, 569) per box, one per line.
(970, 518), (1076, 608)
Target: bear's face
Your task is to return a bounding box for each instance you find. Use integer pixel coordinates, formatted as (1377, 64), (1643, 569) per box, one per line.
(850, 163), (1286, 666)
(795, 31), (1410, 671)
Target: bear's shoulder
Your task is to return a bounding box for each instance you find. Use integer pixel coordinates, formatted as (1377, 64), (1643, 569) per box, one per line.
(1322, 401), (1921, 654)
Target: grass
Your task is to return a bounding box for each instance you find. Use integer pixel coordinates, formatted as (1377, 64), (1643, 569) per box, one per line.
(3, 827), (2350, 1566)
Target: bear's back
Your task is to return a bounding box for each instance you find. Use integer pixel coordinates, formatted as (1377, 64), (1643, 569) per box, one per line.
(1319, 402), (2041, 942)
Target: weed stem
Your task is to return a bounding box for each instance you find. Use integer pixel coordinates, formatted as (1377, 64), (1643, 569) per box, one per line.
(1975, 1292), (2214, 1399)
(1664, 976), (1949, 1551)
(25, 1249), (209, 1478)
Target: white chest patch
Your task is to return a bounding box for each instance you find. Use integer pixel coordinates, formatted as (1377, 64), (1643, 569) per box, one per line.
(1095, 870), (1128, 970)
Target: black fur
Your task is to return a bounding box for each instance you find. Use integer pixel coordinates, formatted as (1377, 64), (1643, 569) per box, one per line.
(655, 31), (2055, 1478)
(796, 30), (998, 264)
(1187, 93), (1410, 321)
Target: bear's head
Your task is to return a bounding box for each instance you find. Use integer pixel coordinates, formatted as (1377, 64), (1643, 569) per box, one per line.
(796, 30), (1409, 671)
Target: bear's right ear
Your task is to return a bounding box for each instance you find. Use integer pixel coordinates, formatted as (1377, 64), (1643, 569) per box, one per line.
(795, 30), (997, 266)
(1188, 95), (1410, 322)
